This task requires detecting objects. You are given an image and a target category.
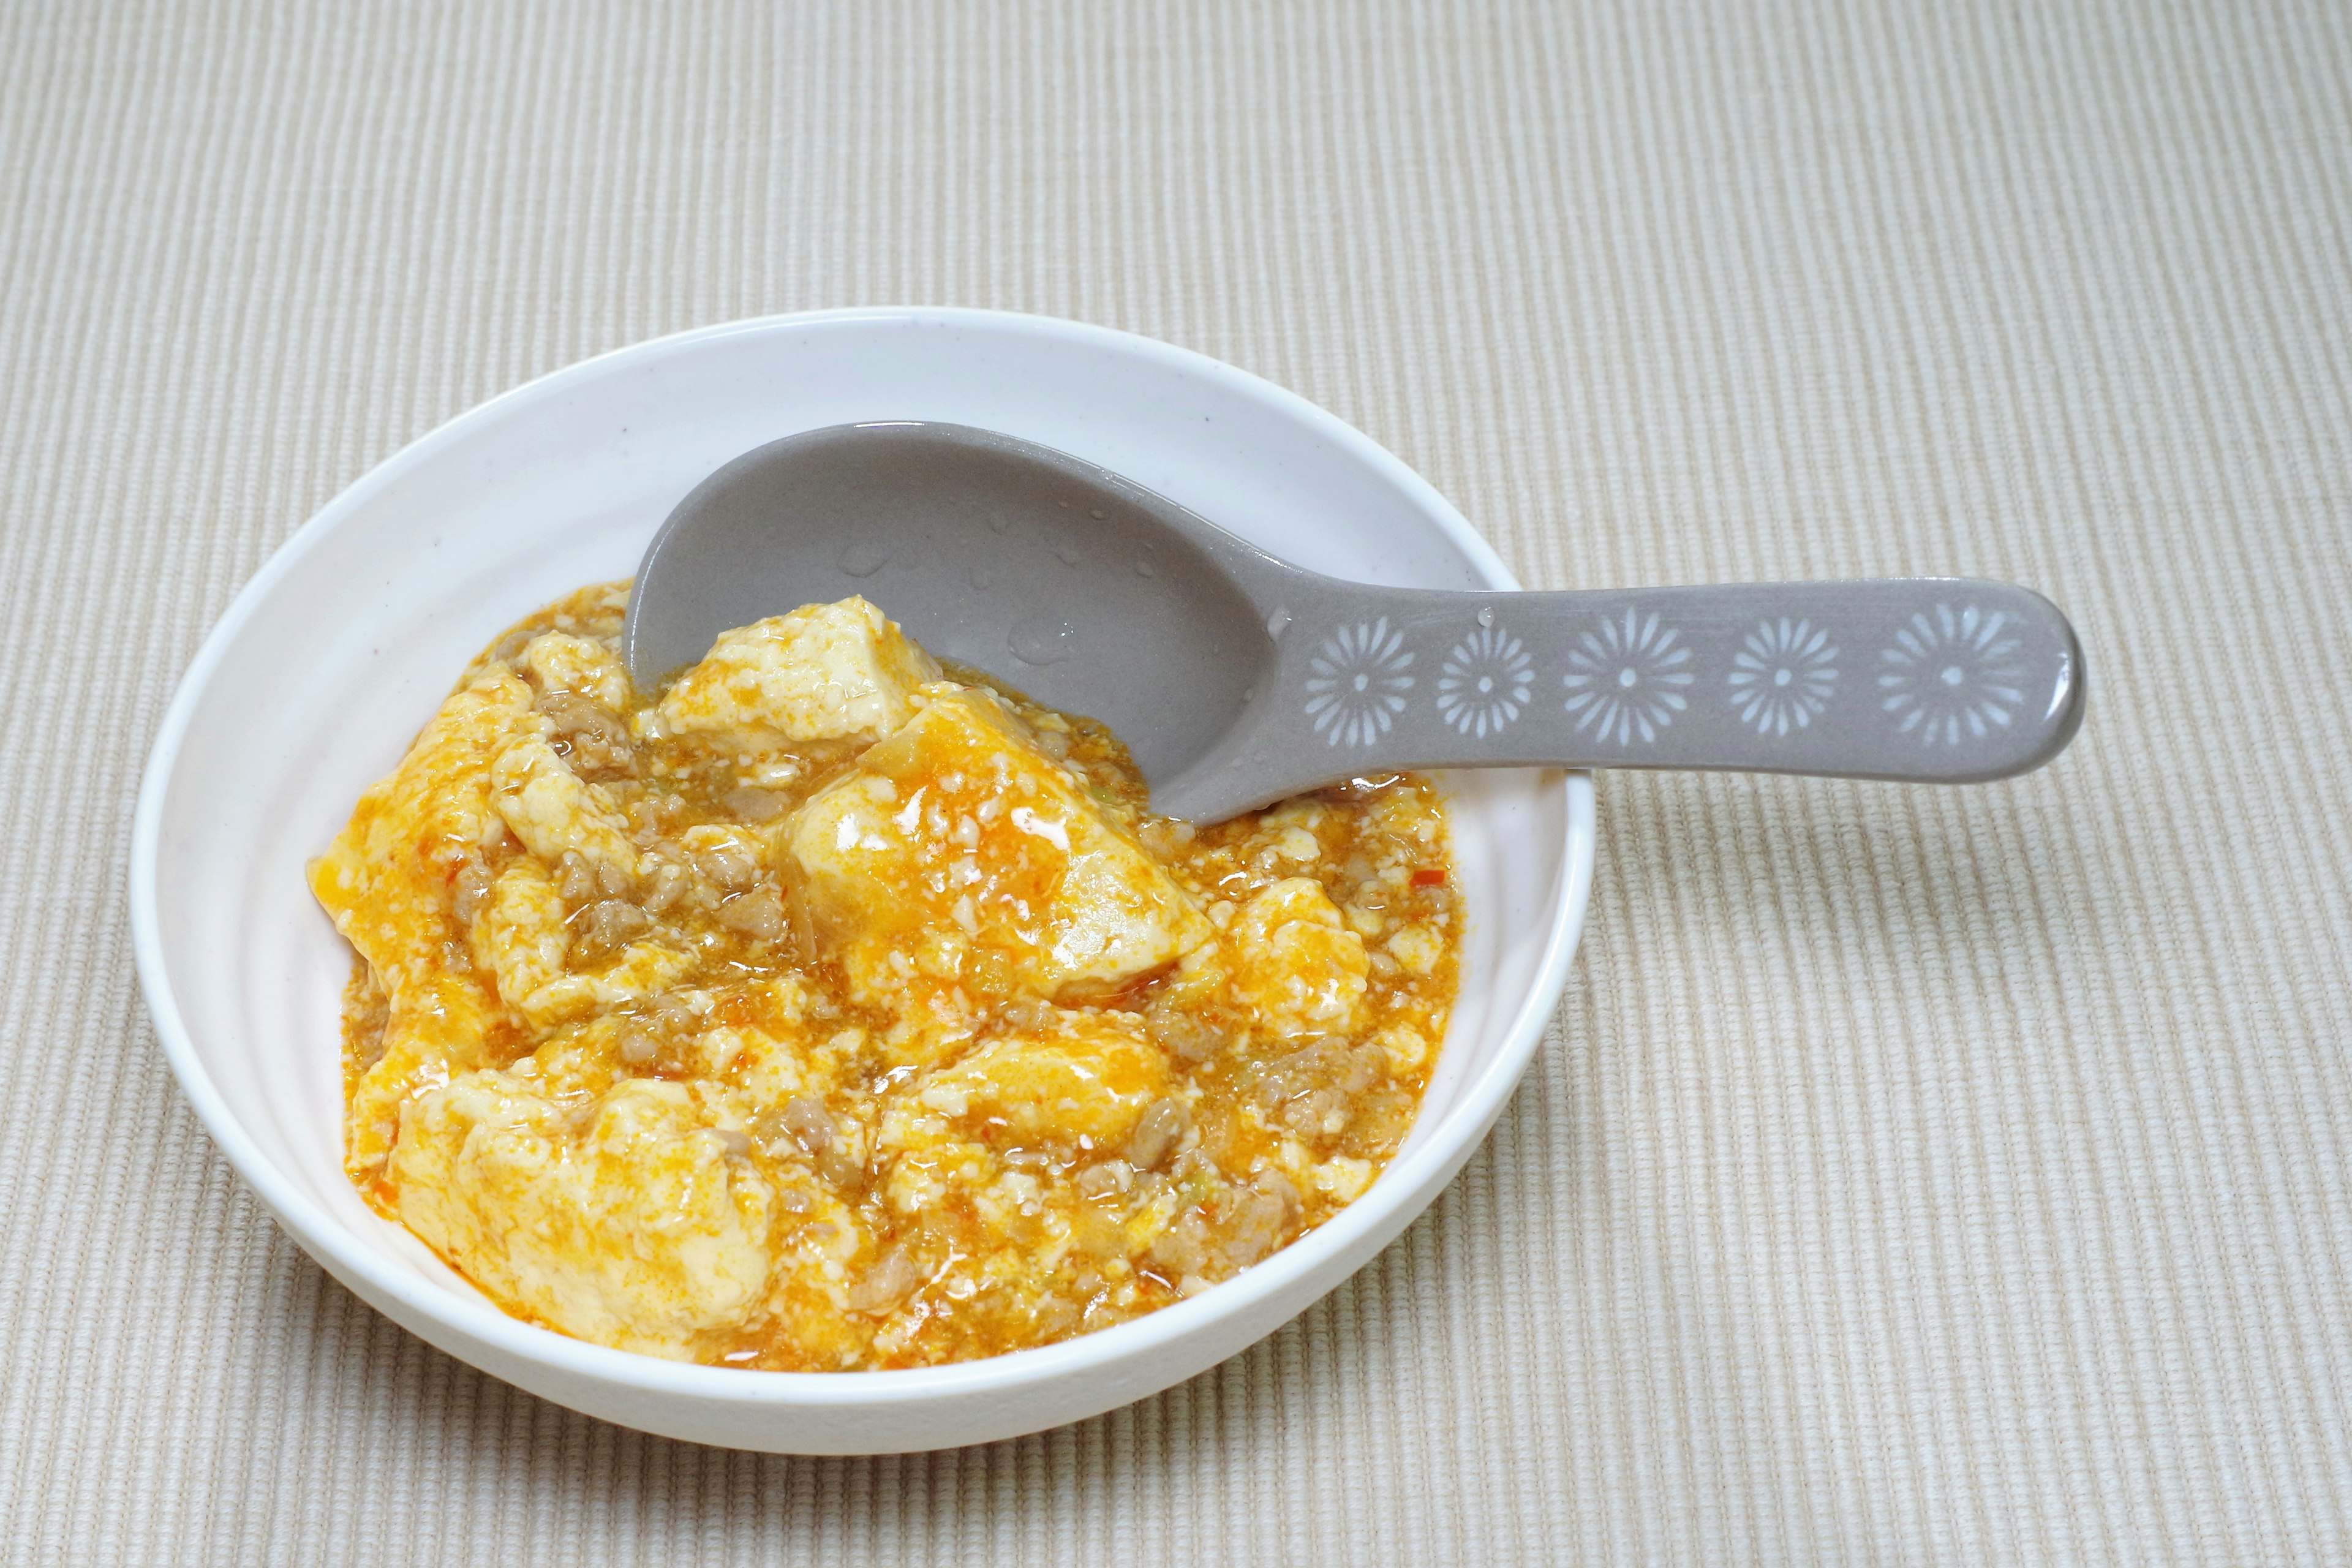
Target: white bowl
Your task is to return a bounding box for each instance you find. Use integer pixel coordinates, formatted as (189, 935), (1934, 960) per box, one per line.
(132, 308), (1594, 1453)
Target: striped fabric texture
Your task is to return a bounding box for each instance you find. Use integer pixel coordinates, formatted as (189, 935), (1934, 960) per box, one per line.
(2, 2), (2348, 1562)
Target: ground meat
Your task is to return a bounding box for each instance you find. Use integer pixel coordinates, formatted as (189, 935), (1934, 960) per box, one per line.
(776, 1096), (834, 1156)
(640, 862), (690, 913)
(538, 692), (636, 774)
(722, 785), (789, 821)
(556, 850), (598, 903)
(1148, 1210), (1213, 1276)
(1144, 997), (1228, 1063)
(715, 889), (784, 940)
(451, 859), (493, 924)
(1125, 1096), (1189, 1169)
(846, 1249), (921, 1313)
(1075, 1161), (1133, 1201)
(572, 897), (651, 960)
(695, 844), (761, 892)
(1221, 1172), (1303, 1268)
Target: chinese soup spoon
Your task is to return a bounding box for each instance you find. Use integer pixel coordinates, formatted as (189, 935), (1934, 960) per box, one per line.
(625, 422), (2083, 823)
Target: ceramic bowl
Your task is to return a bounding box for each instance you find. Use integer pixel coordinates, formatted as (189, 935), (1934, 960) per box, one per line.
(131, 307), (1594, 1453)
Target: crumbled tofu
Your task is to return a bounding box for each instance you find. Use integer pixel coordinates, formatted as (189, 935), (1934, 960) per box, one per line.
(504, 1014), (634, 1102)
(1226, 878), (1370, 1042)
(1274, 826), (1322, 863)
(1384, 922), (1444, 976)
(711, 981), (849, 1106)
(490, 735), (641, 881)
(390, 1076), (777, 1359)
(348, 978), (505, 1182)
(1308, 1155), (1376, 1203)
(782, 686), (1213, 1022)
(522, 941), (696, 1025)
(1372, 1022), (1431, 1075)
(307, 672), (544, 1177)
(471, 858), (570, 1019)
(521, 631), (632, 711)
(311, 673), (538, 993)
(650, 597), (941, 748)
(895, 1008), (1169, 1149)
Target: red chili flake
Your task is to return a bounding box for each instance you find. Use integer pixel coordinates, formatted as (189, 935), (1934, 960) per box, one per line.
(1411, 868), (1449, 888)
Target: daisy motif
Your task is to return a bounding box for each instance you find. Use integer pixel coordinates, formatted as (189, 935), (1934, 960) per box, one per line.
(1302, 617), (1416, 747)
(1436, 625), (1534, 738)
(1561, 608), (1694, 745)
(1728, 617), (1839, 736)
(1877, 603), (2027, 745)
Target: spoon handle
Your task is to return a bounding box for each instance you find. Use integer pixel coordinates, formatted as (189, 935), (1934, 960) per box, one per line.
(1163, 578), (2084, 820)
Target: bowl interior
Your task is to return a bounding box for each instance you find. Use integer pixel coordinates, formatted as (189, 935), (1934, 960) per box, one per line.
(139, 310), (1585, 1403)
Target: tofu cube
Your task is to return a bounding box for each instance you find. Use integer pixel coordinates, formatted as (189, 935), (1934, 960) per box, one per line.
(1225, 877), (1369, 1042)
(650, 597), (941, 748)
(907, 1008), (1169, 1148)
(781, 687), (1213, 1012)
(390, 1076), (778, 1360)
(489, 734), (642, 881)
(470, 857), (571, 1017)
(310, 671), (537, 997)
(307, 671), (543, 1177)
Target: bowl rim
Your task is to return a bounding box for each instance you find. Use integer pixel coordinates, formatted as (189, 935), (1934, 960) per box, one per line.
(129, 305), (1594, 1411)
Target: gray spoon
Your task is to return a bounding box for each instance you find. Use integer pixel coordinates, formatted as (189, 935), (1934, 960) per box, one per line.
(625, 422), (2084, 823)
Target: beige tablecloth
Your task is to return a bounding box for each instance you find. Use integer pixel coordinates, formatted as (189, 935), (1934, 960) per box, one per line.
(5, 1), (2349, 1562)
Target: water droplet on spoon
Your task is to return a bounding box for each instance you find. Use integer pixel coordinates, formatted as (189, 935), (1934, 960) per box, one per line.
(1008, 618), (1079, 666)
(1266, 607), (1291, 638)
(838, 541), (890, 578)
(1054, 545), (1082, 567)
(1476, 605), (1495, 628)
(1134, 560), (1157, 578)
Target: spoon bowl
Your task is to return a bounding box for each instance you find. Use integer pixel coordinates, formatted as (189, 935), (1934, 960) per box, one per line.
(627, 422), (1273, 785)
(630, 421), (2085, 820)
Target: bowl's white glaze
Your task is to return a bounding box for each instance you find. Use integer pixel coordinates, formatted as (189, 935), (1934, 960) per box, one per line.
(130, 309), (1594, 1453)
